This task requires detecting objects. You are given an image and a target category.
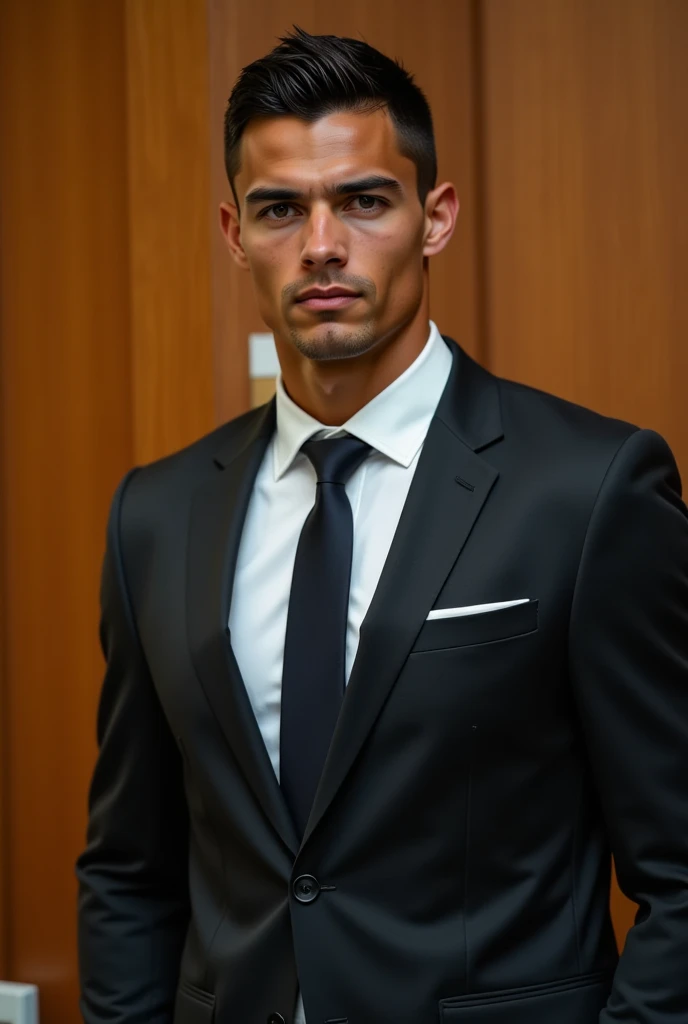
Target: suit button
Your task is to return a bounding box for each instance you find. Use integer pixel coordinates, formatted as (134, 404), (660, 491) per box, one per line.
(267, 1015), (286, 1024)
(293, 873), (320, 903)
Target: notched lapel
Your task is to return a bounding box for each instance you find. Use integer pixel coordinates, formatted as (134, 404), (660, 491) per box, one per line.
(303, 340), (503, 845)
(186, 401), (299, 855)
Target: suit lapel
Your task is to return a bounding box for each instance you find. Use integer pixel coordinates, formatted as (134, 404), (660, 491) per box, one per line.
(302, 340), (503, 845)
(187, 400), (299, 855)
(186, 338), (504, 855)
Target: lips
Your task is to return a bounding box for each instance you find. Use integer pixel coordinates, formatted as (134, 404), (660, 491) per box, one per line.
(296, 288), (360, 302)
(295, 288), (361, 311)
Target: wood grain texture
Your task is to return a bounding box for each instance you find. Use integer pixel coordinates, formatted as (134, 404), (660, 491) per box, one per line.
(480, 0), (688, 945)
(208, 0), (483, 426)
(481, 0), (688, 475)
(208, 0), (251, 424)
(126, 0), (217, 462)
(0, 0), (132, 1018)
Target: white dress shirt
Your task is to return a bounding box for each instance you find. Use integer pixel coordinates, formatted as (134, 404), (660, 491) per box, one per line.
(228, 321), (453, 1024)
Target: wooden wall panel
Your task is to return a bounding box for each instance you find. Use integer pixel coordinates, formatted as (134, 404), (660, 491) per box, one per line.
(208, 0), (483, 421)
(481, 0), (688, 474)
(0, 0), (132, 1019)
(480, 0), (688, 944)
(125, 0), (217, 463)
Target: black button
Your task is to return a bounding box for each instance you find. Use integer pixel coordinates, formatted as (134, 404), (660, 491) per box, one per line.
(293, 873), (320, 903)
(267, 1015), (286, 1024)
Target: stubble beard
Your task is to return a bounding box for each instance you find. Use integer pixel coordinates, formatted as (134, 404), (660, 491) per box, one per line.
(287, 318), (378, 362)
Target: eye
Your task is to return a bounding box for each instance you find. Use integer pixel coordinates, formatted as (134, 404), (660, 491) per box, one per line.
(349, 195), (385, 212)
(262, 203), (298, 220)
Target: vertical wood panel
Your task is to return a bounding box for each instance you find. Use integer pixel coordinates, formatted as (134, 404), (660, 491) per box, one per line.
(208, 0), (251, 420)
(208, 0), (483, 421)
(482, 0), (688, 474)
(125, 0), (217, 463)
(0, 0), (132, 1019)
(480, 0), (688, 944)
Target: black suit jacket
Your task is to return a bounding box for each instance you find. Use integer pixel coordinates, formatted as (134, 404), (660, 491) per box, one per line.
(77, 337), (688, 1024)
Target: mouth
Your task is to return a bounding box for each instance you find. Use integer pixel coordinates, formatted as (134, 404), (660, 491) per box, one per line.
(295, 288), (361, 311)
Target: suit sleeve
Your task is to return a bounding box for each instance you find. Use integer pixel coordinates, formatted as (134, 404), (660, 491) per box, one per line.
(569, 428), (688, 1022)
(76, 470), (190, 1024)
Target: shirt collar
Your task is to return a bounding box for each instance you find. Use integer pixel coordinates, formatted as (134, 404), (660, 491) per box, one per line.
(273, 321), (453, 481)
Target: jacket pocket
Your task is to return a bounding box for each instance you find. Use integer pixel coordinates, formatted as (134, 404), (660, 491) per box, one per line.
(439, 971), (611, 1023)
(412, 599), (539, 653)
(174, 981), (215, 1024)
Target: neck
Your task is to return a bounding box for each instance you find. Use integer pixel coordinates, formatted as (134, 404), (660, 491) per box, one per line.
(277, 305), (431, 426)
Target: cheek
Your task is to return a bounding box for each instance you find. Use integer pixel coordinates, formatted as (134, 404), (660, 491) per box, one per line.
(245, 244), (286, 298)
(359, 217), (424, 270)
(365, 230), (424, 295)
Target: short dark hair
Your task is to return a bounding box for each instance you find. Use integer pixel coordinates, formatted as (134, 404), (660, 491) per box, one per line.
(224, 26), (437, 206)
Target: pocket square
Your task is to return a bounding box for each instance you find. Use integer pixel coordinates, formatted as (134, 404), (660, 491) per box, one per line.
(426, 599), (530, 621)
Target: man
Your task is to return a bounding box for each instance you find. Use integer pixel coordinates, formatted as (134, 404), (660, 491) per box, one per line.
(76, 26), (688, 1024)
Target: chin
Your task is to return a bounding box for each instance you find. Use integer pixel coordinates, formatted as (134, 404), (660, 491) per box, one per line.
(288, 319), (378, 362)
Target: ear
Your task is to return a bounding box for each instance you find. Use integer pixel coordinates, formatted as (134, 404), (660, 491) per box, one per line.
(422, 182), (459, 257)
(219, 201), (250, 271)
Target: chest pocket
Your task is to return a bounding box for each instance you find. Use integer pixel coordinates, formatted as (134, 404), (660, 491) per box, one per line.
(411, 599), (539, 654)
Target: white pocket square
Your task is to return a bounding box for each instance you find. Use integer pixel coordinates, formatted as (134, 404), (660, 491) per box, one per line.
(426, 599), (530, 621)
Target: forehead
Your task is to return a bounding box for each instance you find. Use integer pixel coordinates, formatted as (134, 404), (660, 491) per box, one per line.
(235, 109), (416, 197)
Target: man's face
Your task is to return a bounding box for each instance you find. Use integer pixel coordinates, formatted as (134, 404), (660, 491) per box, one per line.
(223, 109), (434, 362)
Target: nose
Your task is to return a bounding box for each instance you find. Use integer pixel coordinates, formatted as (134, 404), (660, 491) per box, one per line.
(299, 203), (348, 269)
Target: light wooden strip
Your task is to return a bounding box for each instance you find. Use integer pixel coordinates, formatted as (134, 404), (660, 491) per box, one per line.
(126, 0), (217, 462)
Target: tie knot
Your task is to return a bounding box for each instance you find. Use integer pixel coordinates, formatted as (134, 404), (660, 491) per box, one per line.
(302, 434), (371, 485)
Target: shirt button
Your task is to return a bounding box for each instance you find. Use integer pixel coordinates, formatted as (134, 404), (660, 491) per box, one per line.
(293, 873), (320, 903)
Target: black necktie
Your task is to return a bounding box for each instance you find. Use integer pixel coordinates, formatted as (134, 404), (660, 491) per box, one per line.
(280, 434), (372, 839)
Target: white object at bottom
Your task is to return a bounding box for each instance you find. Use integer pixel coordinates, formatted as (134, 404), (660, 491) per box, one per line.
(0, 982), (39, 1024)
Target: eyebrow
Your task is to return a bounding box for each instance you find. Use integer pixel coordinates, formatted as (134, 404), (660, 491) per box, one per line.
(244, 175), (404, 206)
